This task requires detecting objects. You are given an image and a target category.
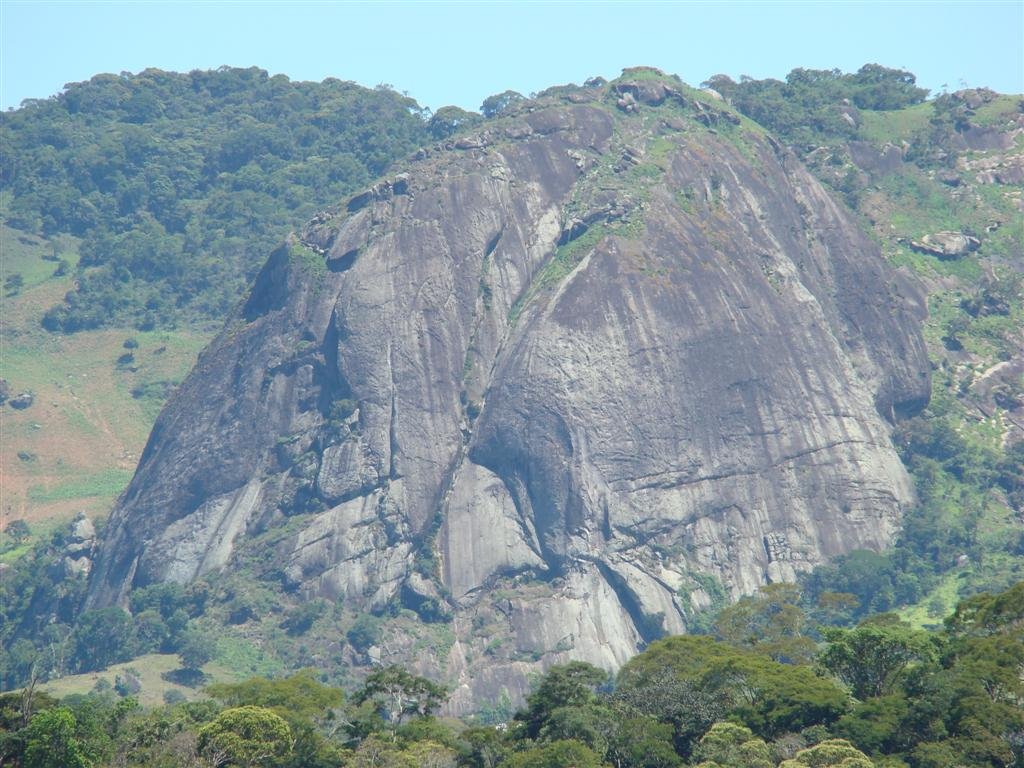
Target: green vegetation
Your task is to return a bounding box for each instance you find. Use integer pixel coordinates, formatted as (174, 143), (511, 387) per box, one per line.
(0, 224), (210, 523)
(197, 705), (293, 767)
(2, 63), (1022, 768)
(1, 67), (432, 332)
(3, 583), (1018, 766)
(25, 468), (133, 504)
(288, 239), (327, 279)
(857, 101), (932, 144)
(507, 224), (610, 327)
(704, 65), (928, 150)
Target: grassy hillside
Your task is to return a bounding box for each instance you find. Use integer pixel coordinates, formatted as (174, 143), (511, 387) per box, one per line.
(1, 224), (209, 526)
(38, 653), (202, 708)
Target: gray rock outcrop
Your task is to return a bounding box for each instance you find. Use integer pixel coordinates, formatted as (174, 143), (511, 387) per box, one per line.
(9, 391), (34, 410)
(86, 80), (930, 707)
(910, 231), (981, 258)
(64, 514), (97, 578)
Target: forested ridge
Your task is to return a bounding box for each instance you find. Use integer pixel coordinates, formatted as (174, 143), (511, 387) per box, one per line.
(0, 67), (433, 330)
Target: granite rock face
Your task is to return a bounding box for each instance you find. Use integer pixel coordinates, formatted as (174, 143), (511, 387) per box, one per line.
(87, 77), (930, 708)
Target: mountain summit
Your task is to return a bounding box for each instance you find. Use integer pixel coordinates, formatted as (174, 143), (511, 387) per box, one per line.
(86, 69), (930, 708)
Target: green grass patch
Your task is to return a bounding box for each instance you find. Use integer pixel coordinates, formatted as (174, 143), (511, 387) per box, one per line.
(27, 468), (133, 503)
(211, 632), (285, 680)
(64, 407), (102, 437)
(899, 571), (962, 629)
(857, 102), (933, 144)
(674, 188), (697, 214)
(113, 330), (209, 418)
(0, 543), (33, 564)
(615, 67), (682, 83)
(878, 170), (964, 236)
(0, 225), (80, 293)
(289, 239), (326, 278)
(969, 94), (1023, 127)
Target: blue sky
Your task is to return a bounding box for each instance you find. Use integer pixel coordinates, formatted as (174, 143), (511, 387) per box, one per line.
(2, 1), (1022, 112)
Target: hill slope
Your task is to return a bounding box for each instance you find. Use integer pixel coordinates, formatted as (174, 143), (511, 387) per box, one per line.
(0, 66), (431, 332)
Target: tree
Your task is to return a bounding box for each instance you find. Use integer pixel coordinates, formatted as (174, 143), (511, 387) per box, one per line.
(813, 592), (860, 627)
(778, 738), (873, 767)
(819, 619), (937, 700)
(480, 90), (525, 118)
(4, 519), (31, 545)
(612, 668), (724, 755)
(114, 669), (142, 697)
(352, 666), (447, 726)
(399, 739), (458, 768)
(803, 549), (898, 619)
(427, 106), (483, 139)
(69, 607), (137, 672)
(944, 581), (1024, 637)
(516, 661), (607, 739)
(848, 64), (928, 110)
(197, 705), (293, 767)
(832, 694), (911, 755)
(350, 733), (456, 768)
(206, 670), (344, 724)
(1, 638), (39, 690)
(713, 583), (817, 663)
(4, 274), (24, 295)
(177, 627), (215, 671)
(691, 721), (772, 768)
(502, 739), (608, 768)
(459, 725), (511, 768)
(22, 707), (94, 768)
(533, 702), (619, 758)
(605, 716), (681, 767)
(280, 600), (325, 636)
(700, 74), (738, 98)
(347, 614), (382, 652)
(129, 582), (190, 619)
(133, 609), (169, 653)
(618, 636), (847, 739)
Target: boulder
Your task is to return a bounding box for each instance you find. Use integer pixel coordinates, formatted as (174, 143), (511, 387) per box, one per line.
(9, 391), (33, 410)
(910, 231), (981, 258)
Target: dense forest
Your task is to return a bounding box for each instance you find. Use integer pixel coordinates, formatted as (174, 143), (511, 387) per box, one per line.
(0, 583), (1021, 767)
(0, 68), (437, 330)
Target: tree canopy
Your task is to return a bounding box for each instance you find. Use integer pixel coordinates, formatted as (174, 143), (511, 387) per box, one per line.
(703, 64), (928, 149)
(1, 67), (434, 332)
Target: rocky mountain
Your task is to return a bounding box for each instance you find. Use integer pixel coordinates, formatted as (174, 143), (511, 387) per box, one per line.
(85, 70), (930, 709)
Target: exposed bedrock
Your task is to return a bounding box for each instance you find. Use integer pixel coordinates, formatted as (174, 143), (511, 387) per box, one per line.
(87, 91), (929, 708)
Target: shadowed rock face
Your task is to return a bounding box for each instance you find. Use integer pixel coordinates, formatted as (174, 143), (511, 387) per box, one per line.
(87, 81), (929, 709)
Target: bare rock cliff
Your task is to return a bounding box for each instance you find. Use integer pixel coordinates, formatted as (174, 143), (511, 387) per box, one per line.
(87, 75), (930, 709)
